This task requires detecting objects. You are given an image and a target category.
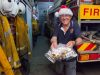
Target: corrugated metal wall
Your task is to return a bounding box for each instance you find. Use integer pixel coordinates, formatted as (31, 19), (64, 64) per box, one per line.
(26, 5), (33, 50)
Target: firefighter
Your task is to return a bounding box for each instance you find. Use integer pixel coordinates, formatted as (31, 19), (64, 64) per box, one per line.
(51, 5), (82, 75)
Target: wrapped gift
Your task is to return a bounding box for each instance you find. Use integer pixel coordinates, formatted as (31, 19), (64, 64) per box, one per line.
(45, 44), (77, 63)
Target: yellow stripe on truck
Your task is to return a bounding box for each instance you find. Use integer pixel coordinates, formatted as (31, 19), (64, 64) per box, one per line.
(77, 43), (90, 52)
(91, 45), (96, 51)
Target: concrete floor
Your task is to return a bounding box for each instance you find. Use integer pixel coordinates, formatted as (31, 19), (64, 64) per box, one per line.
(30, 36), (56, 75)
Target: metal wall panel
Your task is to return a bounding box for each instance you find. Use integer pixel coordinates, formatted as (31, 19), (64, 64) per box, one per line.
(26, 5), (33, 50)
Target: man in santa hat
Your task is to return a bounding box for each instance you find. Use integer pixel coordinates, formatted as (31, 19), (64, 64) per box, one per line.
(51, 5), (82, 75)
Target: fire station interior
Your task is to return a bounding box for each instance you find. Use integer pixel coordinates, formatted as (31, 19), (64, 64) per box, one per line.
(0, 0), (100, 75)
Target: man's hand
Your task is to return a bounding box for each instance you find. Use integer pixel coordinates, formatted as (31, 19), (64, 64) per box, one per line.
(50, 36), (57, 49)
(75, 37), (83, 45)
(51, 42), (57, 49)
(66, 41), (75, 48)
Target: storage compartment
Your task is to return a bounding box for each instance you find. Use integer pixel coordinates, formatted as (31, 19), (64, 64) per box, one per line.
(81, 23), (100, 31)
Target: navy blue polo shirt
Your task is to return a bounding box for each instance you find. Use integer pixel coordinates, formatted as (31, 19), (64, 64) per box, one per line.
(53, 21), (81, 44)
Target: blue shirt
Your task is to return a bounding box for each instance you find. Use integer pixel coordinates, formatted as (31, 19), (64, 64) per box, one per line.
(53, 21), (81, 44)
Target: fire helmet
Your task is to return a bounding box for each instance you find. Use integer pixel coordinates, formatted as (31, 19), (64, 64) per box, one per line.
(18, 2), (25, 14)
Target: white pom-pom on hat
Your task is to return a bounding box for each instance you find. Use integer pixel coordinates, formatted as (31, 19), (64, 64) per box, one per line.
(55, 12), (59, 17)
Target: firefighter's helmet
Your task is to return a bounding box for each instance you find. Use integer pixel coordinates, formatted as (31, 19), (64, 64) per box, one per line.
(9, 2), (19, 17)
(18, 2), (25, 14)
(0, 0), (14, 15)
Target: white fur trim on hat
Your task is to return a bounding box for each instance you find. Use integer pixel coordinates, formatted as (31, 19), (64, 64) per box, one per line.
(58, 8), (73, 16)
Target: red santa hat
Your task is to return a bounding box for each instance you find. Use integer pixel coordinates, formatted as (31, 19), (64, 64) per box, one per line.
(55, 5), (73, 17)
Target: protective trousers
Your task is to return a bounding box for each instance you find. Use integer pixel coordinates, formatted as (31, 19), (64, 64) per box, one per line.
(15, 16), (32, 57)
(0, 45), (14, 75)
(0, 16), (21, 69)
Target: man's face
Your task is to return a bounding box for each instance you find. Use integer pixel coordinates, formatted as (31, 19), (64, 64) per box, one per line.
(59, 14), (72, 26)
